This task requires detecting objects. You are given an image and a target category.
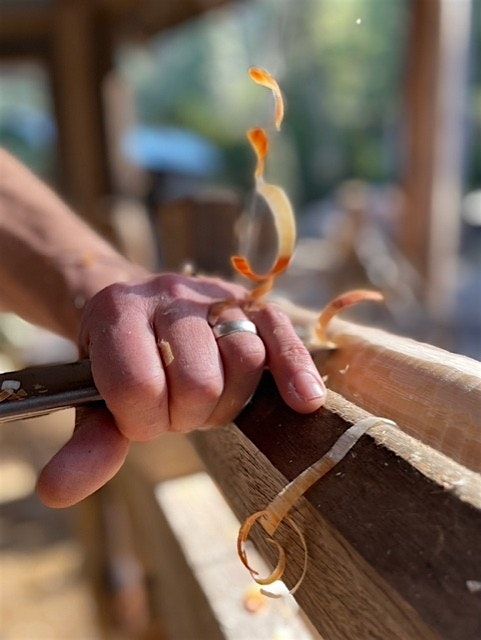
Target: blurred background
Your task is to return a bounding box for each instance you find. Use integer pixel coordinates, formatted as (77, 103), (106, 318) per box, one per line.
(0, 0), (480, 638)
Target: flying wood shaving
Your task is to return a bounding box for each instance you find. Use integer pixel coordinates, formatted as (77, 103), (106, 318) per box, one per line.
(247, 128), (269, 179)
(316, 289), (384, 347)
(249, 67), (285, 131)
(231, 69), (296, 302)
(237, 415), (397, 597)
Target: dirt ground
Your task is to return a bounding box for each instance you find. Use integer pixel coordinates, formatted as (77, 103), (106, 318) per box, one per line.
(0, 410), (103, 640)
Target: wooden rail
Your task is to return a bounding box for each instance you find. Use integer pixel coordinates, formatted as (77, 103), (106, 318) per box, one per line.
(190, 306), (481, 640)
(192, 376), (481, 640)
(278, 300), (481, 473)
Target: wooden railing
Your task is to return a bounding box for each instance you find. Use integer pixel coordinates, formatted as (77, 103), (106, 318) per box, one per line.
(190, 308), (481, 640)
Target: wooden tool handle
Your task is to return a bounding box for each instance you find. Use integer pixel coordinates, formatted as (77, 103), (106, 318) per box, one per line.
(0, 359), (102, 423)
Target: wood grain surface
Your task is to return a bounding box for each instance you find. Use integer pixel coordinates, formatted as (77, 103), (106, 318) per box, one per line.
(276, 299), (481, 473)
(192, 374), (481, 640)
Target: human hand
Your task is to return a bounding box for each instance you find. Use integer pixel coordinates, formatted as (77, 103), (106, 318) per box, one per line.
(37, 273), (326, 507)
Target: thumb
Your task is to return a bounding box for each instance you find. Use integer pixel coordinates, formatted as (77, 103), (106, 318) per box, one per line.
(37, 405), (130, 508)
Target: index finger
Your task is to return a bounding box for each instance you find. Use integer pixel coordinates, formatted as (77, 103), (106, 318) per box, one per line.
(247, 304), (326, 413)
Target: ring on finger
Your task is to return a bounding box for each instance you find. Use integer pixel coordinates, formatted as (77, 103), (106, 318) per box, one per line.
(212, 319), (258, 340)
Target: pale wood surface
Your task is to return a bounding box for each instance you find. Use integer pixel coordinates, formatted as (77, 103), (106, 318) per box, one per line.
(276, 299), (481, 473)
(319, 319), (481, 473)
(115, 467), (226, 640)
(155, 472), (316, 640)
(103, 442), (316, 640)
(192, 374), (481, 640)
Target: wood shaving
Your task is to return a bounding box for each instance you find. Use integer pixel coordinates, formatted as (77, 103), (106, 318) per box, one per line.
(159, 340), (175, 366)
(248, 67), (284, 131)
(237, 416), (397, 597)
(231, 68), (296, 303)
(315, 290), (384, 347)
(0, 388), (28, 402)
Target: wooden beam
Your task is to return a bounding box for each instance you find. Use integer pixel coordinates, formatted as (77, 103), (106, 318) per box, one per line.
(402, 0), (472, 316)
(49, 1), (113, 236)
(0, 5), (52, 56)
(100, 442), (314, 639)
(276, 300), (481, 473)
(192, 376), (481, 640)
(317, 319), (481, 473)
(101, 0), (232, 37)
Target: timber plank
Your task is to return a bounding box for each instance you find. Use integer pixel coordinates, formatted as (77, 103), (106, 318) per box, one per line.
(275, 299), (481, 473)
(192, 374), (481, 640)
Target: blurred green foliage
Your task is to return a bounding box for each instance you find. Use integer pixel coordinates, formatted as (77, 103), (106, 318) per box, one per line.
(0, 64), (56, 180)
(119, 0), (409, 205)
(0, 0), (479, 202)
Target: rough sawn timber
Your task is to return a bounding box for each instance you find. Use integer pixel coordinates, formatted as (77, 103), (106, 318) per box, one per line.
(276, 299), (481, 473)
(191, 375), (481, 640)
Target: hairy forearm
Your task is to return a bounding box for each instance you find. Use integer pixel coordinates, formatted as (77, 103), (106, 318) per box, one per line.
(0, 150), (147, 341)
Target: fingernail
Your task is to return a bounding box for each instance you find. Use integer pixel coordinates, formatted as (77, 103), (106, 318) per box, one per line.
(291, 371), (325, 401)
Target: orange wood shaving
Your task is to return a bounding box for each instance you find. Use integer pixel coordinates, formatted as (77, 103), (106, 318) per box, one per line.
(231, 68), (295, 301)
(249, 67), (285, 131)
(237, 416), (397, 598)
(247, 128), (269, 179)
(316, 290), (384, 347)
(231, 256), (292, 283)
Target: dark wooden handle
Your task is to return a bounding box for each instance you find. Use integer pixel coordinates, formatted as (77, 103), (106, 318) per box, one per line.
(0, 359), (102, 423)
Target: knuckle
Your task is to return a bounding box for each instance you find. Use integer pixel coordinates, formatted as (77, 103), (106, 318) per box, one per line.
(96, 282), (127, 306)
(84, 282), (128, 320)
(102, 375), (165, 439)
(157, 273), (187, 299)
(107, 375), (162, 410)
(277, 342), (311, 367)
(155, 272), (178, 292)
(177, 372), (223, 406)
(236, 338), (265, 371)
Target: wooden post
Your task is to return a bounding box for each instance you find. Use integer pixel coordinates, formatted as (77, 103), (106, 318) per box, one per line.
(155, 194), (243, 276)
(402, 0), (472, 318)
(49, 0), (113, 236)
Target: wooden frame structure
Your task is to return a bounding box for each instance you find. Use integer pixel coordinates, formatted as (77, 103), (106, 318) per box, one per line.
(0, 0), (231, 235)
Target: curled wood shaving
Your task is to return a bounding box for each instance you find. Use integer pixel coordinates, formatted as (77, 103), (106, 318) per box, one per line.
(316, 289), (384, 347)
(246, 127), (269, 180)
(237, 416), (397, 597)
(248, 67), (285, 131)
(231, 68), (296, 302)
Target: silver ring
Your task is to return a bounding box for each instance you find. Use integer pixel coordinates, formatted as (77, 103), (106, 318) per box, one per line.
(212, 320), (258, 340)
